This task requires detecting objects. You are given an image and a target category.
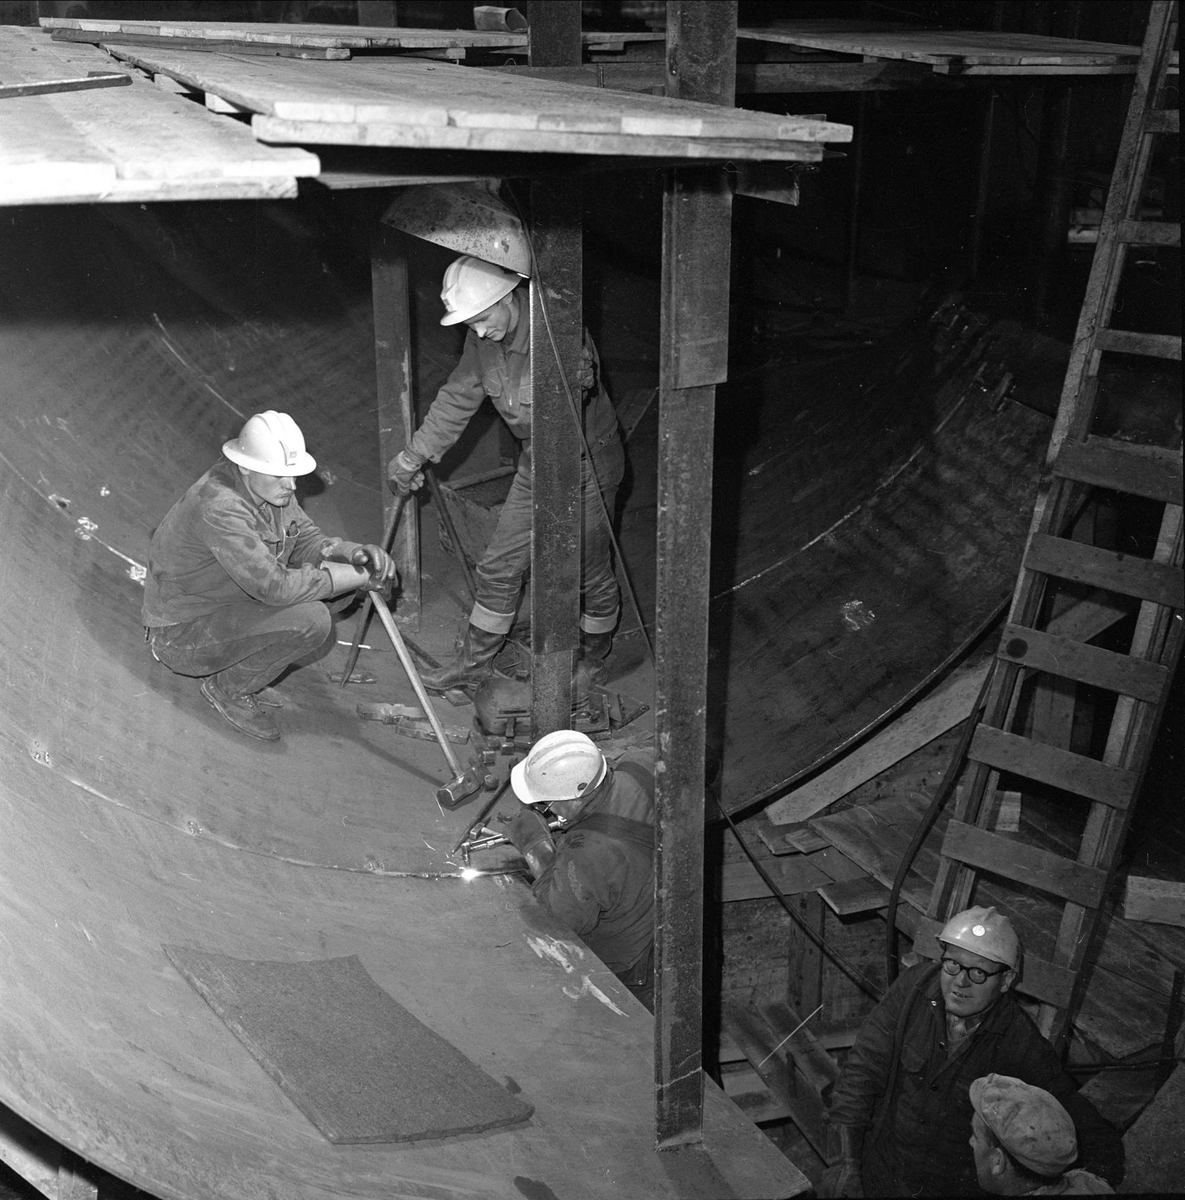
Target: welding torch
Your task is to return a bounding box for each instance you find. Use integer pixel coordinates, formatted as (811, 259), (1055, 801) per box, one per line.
(459, 818), (565, 866)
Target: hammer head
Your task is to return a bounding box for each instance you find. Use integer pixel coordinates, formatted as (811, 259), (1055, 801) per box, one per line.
(435, 767), (482, 811)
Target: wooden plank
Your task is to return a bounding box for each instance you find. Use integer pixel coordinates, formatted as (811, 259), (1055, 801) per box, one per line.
(941, 820), (1109, 908)
(1124, 877), (1185, 929)
(736, 22), (1142, 68)
(1094, 328), (1182, 360)
(1025, 533), (1184, 608)
(42, 17), (665, 52)
(970, 726), (1138, 809)
(818, 876), (890, 916)
(721, 850), (834, 903)
(997, 622), (1169, 703)
(1055, 436), (1183, 504)
(767, 658), (988, 825)
(106, 45), (850, 146)
(0, 28), (317, 205)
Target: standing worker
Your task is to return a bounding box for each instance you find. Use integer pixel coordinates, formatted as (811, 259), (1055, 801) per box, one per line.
(143, 410), (396, 742)
(821, 906), (1123, 1197)
(387, 255), (624, 695)
(499, 730), (655, 1009)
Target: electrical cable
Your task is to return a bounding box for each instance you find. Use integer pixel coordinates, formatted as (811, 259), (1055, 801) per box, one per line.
(504, 182), (655, 664)
(711, 789), (885, 1003)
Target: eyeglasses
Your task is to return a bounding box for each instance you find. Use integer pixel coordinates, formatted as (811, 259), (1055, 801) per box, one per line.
(940, 956), (1008, 986)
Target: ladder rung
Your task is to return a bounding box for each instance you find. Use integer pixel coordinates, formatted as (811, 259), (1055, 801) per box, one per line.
(942, 820), (1109, 909)
(1025, 534), (1185, 609)
(1095, 328), (1182, 360)
(1144, 109), (1179, 134)
(969, 725), (1138, 810)
(998, 623), (1169, 703)
(1055, 435), (1184, 504)
(1118, 219), (1181, 246)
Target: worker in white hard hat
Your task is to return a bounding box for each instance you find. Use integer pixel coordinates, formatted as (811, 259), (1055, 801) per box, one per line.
(500, 729), (655, 1009)
(143, 411), (396, 742)
(387, 255), (624, 696)
(820, 906), (1123, 1198)
(969, 1074), (1112, 1195)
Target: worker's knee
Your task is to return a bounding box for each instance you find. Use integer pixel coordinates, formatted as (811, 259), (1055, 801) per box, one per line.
(288, 601), (333, 649)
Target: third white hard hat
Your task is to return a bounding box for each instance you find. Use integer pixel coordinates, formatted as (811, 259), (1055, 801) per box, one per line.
(939, 905), (1020, 968)
(440, 255), (522, 327)
(511, 729), (606, 806)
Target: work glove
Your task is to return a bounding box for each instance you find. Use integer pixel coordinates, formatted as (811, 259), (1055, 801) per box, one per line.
(350, 544), (397, 589)
(498, 807), (556, 875)
(578, 346), (596, 393)
(388, 449), (425, 494)
(817, 1160), (863, 1199)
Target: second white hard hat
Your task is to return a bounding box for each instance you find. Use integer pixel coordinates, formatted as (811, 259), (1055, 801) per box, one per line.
(440, 255), (522, 326)
(223, 411), (316, 476)
(511, 729), (606, 806)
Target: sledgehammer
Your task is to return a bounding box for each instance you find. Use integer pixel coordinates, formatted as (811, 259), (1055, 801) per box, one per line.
(368, 591), (482, 810)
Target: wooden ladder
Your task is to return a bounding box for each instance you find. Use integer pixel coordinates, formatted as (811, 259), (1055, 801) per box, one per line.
(922, 0), (1183, 1050)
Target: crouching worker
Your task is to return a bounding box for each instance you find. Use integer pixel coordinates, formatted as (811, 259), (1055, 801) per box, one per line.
(142, 411), (396, 742)
(820, 906), (1123, 1197)
(970, 1074), (1113, 1195)
(500, 730), (655, 1010)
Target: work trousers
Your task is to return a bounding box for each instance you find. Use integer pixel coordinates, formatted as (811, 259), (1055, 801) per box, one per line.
(147, 600), (331, 696)
(469, 434), (625, 637)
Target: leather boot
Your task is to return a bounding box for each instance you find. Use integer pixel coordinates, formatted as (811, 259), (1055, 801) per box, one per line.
(578, 630), (614, 686)
(420, 624), (505, 694)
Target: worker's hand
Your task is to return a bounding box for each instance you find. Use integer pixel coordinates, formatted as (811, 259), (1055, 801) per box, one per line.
(351, 544), (397, 589)
(322, 560), (371, 596)
(499, 807), (553, 859)
(818, 1160), (863, 1199)
(578, 346), (596, 393)
(388, 449), (425, 494)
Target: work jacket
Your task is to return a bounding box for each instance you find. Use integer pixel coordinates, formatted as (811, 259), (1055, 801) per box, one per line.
(531, 749), (654, 979)
(143, 459), (356, 626)
(408, 301), (618, 465)
(829, 962), (1124, 1196)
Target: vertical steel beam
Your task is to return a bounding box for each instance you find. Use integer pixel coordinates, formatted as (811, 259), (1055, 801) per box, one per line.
(528, 180), (583, 737)
(654, 0), (736, 1150)
(527, 0), (582, 67)
(371, 223), (420, 624)
(526, 0), (584, 736)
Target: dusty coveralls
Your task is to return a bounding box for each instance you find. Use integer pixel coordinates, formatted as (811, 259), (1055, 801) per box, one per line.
(532, 750), (655, 1008)
(828, 962), (1124, 1197)
(407, 305), (623, 637)
(142, 459), (359, 695)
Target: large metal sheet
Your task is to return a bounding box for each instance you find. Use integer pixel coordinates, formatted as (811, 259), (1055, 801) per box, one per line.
(0, 202), (805, 1200)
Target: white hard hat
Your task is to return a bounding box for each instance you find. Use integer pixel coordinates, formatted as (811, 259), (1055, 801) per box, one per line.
(440, 255), (521, 327)
(223, 411), (316, 477)
(939, 906), (1020, 969)
(511, 730), (606, 806)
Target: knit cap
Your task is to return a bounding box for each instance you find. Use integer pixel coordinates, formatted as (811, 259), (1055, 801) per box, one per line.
(969, 1073), (1077, 1176)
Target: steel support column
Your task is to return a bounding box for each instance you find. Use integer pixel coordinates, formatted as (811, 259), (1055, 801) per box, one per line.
(528, 180), (583, 737)
(371, 222), (419, 624)
(526, 0), (584, 737)
(654, 0), (736, 1150)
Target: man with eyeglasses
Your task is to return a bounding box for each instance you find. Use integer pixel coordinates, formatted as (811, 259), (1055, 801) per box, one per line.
(820, 906), (1123, 1197)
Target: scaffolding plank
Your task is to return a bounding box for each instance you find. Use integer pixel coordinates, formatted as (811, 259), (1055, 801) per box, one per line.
(0, 28), (317, 205)
(1094, 328), (1182, 359)
(106, 44), (850, 146)
(737, 21), (1145, 71)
